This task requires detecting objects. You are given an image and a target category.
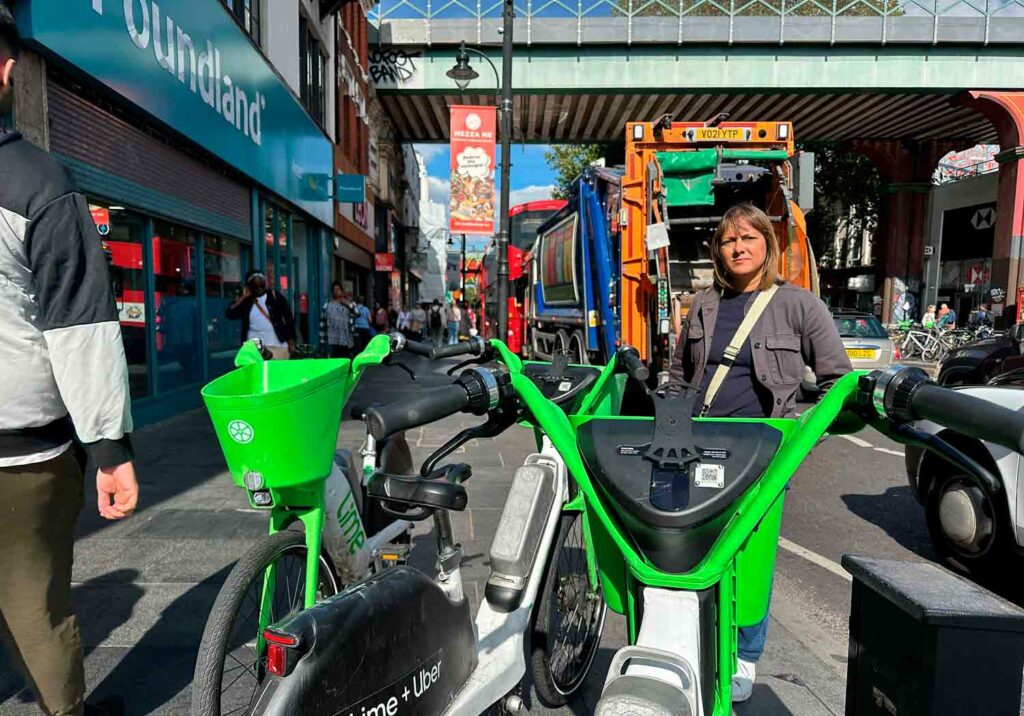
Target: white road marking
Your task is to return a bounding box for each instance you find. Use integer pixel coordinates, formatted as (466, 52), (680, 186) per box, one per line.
(778, 537), (852, 583)
(840, 434), (873, 448)
(874, 447), (904, 457)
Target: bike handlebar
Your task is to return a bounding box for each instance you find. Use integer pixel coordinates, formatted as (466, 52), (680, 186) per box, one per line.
(616, 346), (649, 383)
(874, 367), (1024, 455)
(431, 336), (487, 360)
(366, 383), (471, 441)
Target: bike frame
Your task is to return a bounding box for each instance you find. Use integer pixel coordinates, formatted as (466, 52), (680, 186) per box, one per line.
(245, 335), (396, 643)
(485, 340), (875, 714)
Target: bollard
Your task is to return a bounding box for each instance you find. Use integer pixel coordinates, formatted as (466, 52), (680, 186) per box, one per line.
(842, 554), (1024, 716)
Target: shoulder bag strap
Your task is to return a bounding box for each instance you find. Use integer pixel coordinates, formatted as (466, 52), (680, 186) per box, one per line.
(700, 284), (780, 417)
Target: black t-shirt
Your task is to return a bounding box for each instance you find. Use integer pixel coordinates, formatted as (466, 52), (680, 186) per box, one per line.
(695, 290), (773, 418)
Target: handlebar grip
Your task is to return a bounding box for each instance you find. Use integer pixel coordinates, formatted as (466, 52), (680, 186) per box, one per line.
(616, 347), (649, 382)
(365, 383), (471, 441)
(402, 339), (436, 358)
(432, 337), (486, 360)
(909, 382), (1024, 455)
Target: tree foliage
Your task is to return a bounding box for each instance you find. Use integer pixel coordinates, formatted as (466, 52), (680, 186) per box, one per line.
(802, 144), (881, 269)
(543, 144), (610, 199)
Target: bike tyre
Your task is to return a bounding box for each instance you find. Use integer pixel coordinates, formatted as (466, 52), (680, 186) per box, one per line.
(191, 530), (339, 716)
(530, 512), (607, 708)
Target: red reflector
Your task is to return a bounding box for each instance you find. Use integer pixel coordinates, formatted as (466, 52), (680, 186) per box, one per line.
(263, 629), (298, 647)
(266, 643), (287, 677)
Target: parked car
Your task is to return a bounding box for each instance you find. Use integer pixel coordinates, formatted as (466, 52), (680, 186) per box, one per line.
(905, 371), (1024, 574)
(802, 310), (894, 397)
(936, 323), (1024, 386)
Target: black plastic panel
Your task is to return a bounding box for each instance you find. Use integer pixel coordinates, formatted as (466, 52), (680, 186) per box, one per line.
(249, 567), (477, 715)
(577, 418), (782, 572)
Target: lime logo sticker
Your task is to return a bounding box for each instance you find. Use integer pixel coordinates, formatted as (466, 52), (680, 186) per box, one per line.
(228, 420), (254, 444)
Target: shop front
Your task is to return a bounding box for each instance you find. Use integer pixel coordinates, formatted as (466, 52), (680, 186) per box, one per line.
(16, 0), (334, 424)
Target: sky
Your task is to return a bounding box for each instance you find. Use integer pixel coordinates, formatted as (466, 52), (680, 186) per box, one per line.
(414, 143), (557, 252)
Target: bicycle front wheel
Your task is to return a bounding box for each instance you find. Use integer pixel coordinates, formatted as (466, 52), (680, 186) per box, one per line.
(191, 530), (339, 716)
(530, 512), (607, 708)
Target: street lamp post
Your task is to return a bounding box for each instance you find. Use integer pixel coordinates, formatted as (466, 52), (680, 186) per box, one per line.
(447, 0), (515, 341)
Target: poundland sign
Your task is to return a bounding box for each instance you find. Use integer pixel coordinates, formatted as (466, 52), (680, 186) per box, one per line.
(17, 0), (333, 224)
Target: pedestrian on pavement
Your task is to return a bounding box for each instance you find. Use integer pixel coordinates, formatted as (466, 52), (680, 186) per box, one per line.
(226, 269), (296, 360)
(428, 299), (445, 346)
(446, 301), (462, 345)
(352, 297), (374, 352)
(411, 302), (428, 341)
(459, 301), (473, 339)
(373, 300), (390, 334)
(668, 203), (851, 703)
(319, 281), (355, 358)
(922, 304), (937, 328)
(937, 303), (956, 329)
(0, 8), (140, 714)
(397, 304), (412, 337)
(969, 302), (993, 328)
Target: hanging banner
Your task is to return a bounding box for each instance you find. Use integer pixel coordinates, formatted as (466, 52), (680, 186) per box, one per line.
(449, 105), (497, 234)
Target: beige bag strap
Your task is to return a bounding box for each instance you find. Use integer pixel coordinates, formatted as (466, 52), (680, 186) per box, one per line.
(700, 284), (780, 417)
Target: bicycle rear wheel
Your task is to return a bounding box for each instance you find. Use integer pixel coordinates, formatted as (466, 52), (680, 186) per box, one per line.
(192, 530), (338, 716)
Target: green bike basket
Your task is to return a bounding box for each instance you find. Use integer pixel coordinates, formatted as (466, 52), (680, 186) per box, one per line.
(202, 358), (354, 489)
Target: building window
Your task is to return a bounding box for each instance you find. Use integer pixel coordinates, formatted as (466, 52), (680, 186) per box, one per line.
(153, 220), (204, 389)
(205, 235), (248, 377)
(299, 18), (326, 126)
(223, 0), (261, 46)
(92, 203), (150, 399)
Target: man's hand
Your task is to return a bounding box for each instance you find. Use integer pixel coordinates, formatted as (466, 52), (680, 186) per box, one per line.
(96, 462), (140, 520)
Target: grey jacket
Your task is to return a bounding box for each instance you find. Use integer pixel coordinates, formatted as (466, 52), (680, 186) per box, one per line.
(668, 280), (852, 419)
(0, 130), (133, 467)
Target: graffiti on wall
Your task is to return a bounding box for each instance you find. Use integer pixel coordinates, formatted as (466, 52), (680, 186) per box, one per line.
(369, 48), (421, 84)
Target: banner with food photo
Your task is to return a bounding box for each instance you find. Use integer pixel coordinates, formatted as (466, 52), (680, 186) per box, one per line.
(449, 105), (497, 234)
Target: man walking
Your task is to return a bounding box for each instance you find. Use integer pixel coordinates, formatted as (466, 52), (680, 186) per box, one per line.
(0, 7), (140, 714)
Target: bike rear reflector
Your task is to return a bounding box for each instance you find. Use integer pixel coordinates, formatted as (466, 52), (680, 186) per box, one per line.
(266, 643), (287, 677)
(263, 629), (299, 677)
(262, 630), (298, 647)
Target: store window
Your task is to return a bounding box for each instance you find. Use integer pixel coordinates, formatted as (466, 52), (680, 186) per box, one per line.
(222, 0), (261, 46)
(299, 18), (326, 125)
(153, 220), (203, 389)
(205, 235), (248, 377)
(93, 204), (150, 399)
(264, 202), (291, 297)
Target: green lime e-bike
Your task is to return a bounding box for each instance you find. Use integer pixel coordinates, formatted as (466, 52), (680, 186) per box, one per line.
(237, 341), (1024, 716)
(191, 332), (487, 716)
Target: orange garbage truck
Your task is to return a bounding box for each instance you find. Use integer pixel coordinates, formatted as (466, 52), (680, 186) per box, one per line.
(618, 118), (817, 380)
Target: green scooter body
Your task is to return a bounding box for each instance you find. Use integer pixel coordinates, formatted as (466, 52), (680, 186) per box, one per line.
(493, 341), (868, 714)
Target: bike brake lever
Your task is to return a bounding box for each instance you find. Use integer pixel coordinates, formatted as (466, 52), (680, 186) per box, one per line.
(446, 347), (496, 376)
(383, 354), (418, 382)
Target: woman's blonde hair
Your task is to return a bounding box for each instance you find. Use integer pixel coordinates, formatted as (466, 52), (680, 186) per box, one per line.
(711, 203), (781, 292)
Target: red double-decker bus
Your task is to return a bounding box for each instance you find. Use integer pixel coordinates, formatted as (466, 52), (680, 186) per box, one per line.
(481, 199), (567, 353)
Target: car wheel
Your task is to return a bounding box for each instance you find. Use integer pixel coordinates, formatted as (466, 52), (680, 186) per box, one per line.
(924, 471), (1013, 576)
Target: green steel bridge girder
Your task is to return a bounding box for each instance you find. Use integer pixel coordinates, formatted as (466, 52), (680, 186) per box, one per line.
(374, 45), (1024, 95)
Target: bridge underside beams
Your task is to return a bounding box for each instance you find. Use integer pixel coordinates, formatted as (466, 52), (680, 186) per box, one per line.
(379, 91), (997, 145)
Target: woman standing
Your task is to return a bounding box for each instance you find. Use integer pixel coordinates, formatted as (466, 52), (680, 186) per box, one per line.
(319, 281), (354, 358)
(373, 301), (390, 334)
(922, 304), (937, 328)
(668, 203), (851, 701)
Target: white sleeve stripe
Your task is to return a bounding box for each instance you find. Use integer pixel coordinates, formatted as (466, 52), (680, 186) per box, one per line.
(43, 320), (134, 444)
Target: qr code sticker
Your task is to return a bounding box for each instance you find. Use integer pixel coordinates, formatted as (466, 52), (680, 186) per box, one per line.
(557, 381), (573, 392)
(694, 463), (725, 488)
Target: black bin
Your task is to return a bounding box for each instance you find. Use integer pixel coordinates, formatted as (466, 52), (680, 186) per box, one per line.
(843, 554), (1024, 716)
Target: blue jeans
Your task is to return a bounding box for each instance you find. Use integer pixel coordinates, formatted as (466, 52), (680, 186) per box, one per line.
(737, 589), (772, 663)
(447, 321), (459, 345)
